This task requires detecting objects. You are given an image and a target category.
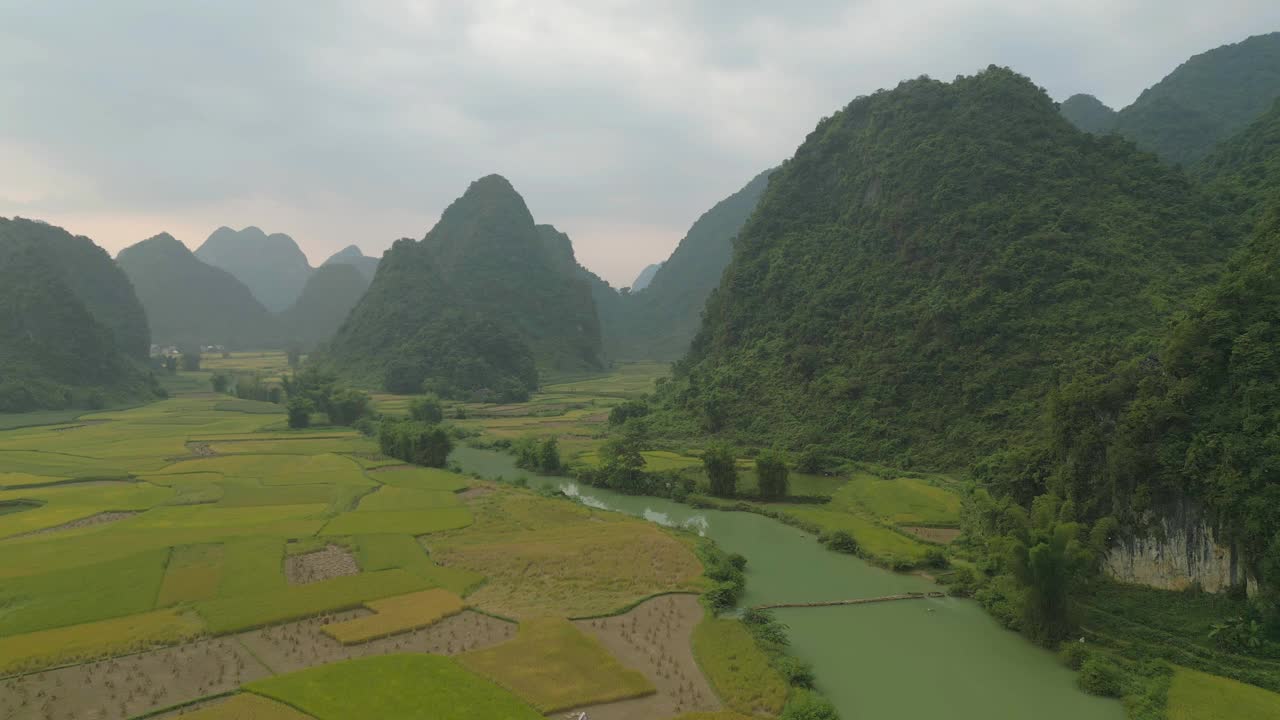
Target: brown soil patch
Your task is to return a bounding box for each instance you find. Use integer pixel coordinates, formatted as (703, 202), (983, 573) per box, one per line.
(1, 610), (516, 720)
(0, 637), (271, 720)
(902, 526), (961, 544)
(566, 594), (719, 720)
(15, 511), (139, 539)
(236, 609), (516, 675)
(185, 441), (217, 457)
(285, 544), (359, 585)
(457, 486), (495, 501)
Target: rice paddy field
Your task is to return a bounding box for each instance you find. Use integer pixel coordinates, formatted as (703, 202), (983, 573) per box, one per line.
(0, 365), (727, 720)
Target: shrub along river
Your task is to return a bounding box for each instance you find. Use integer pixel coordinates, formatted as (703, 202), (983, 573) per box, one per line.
(450, 447), (1123, 719)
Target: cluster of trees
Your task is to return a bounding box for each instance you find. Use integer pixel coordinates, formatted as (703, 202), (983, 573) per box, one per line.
(514, 436), (562, 474)
(377, 419), (453, 468)
(280, 369), (371, 429)
(210, 372), (283, 404)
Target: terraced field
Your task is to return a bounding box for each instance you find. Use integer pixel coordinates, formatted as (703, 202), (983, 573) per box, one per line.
(0, 369), (724, 720)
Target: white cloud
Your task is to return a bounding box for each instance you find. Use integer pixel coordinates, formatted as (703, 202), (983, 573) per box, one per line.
(1, 1), (1278, 283)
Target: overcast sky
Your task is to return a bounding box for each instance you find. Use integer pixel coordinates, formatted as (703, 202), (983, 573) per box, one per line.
(2, 1), (1279, 286)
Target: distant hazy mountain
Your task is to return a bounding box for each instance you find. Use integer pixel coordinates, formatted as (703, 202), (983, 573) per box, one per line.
(280, 263), (371, 347)
(1065, 33), (1280, 165)
(196, 226), (313, 311)
(606, 168), (773, 361)
(1059, 94), (1117, 134)
(326, 175), (601, 398)
(322, 245), (380, 281)
(0, 217), (156, 411)
(629, 262), (662, 291)
(118, 233), (278, 348)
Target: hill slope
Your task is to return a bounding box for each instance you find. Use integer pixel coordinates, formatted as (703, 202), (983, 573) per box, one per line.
(118, 234), (279, 348)
(661, 68), (1226, 468)
(196, 227), (313, 311)
(0, 218), (156, 411)
(1059, 93), (1117, 134)
(323, 236), (537, 400)
(1196, 97), (1280, 223)
(323, 245), (380, 281)
(622, 169), (773, 361)
(1111, 32), (1280, 165)
(279, 263), (371, 347)
(420, 175), (602, 372)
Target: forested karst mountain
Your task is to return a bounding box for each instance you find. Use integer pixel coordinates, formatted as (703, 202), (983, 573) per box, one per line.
(196, 227), (313, 311)
(1197, 97), (1280, 221)
(419, 175), (603, 371)
(662, 68), (1226, 468)
(630, 263), (662, 291)
(1059, 93), (1116, 133)
(1066, 33), (1280, 165)
(325, 175), (600, 397)
(279, 263), (371, 347)
(323, 245), (380, 281)
(118, 233), (279, 348)
(1021, 92), (1280, 592)
(0, 218), (156, 411)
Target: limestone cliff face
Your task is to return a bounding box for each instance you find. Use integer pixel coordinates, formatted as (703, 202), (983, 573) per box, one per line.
(1105, 500), (1256, 595)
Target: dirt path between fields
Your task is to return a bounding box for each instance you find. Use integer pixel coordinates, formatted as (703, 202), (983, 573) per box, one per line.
(563, 594), (719, 720)
(11, 511), (139, 539)
(901, 526), (961, 544)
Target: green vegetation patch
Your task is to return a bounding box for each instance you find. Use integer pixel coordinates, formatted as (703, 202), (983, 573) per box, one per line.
(322, 507), (473, 536)
(157, 543), (225, 606)
(1167, 667), (1280, 720)
(0, 608), (204, 676)
(355, 534), (483, 596)
(777, 506), (931, 565)
(0, 548), (170, 636)
(195, 569), (428, 633)
(691, 616), (788, 717)
(247, 654), (544, 720)
(459, 617), (654, 712)
(371, 465), (471, 492)
(356, 486), (462, 511)
(838, 474), (961, 526)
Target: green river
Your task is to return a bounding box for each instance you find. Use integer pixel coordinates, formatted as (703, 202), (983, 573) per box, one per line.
(451, 446), (1124, 720)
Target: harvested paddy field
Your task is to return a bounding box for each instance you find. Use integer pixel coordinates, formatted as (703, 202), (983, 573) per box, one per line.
(285, 544), (361, 585)
(568, 594), (722, 720)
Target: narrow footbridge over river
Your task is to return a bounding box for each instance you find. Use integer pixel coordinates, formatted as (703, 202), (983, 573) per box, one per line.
(753, 591), (946, 610)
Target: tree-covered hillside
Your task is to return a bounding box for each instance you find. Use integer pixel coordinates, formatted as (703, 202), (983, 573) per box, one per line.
(0, 218), (156, 411)
(1059, 93), (1117, 134)
(117, 233), (279, 348)
(1, 218), (150, 360)
(420, 175), (603, 372)
(279, 263), (371, 348)
(196, 226), (313, 311)
(604, 169), (773, 361)
(323, 245), (380, 281)
(1110, 32), (1280, 166)
(1197, 97), (1280, 222)
(660, 67), (1227, 469)
(322, 236), (537, 400)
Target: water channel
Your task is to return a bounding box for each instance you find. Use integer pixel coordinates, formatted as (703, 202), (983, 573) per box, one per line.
(450, 446), (1123, 719)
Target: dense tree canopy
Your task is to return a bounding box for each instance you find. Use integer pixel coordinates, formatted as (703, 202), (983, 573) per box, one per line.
(0, 218), (157, 411)
(660, 67), (1227, 469)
